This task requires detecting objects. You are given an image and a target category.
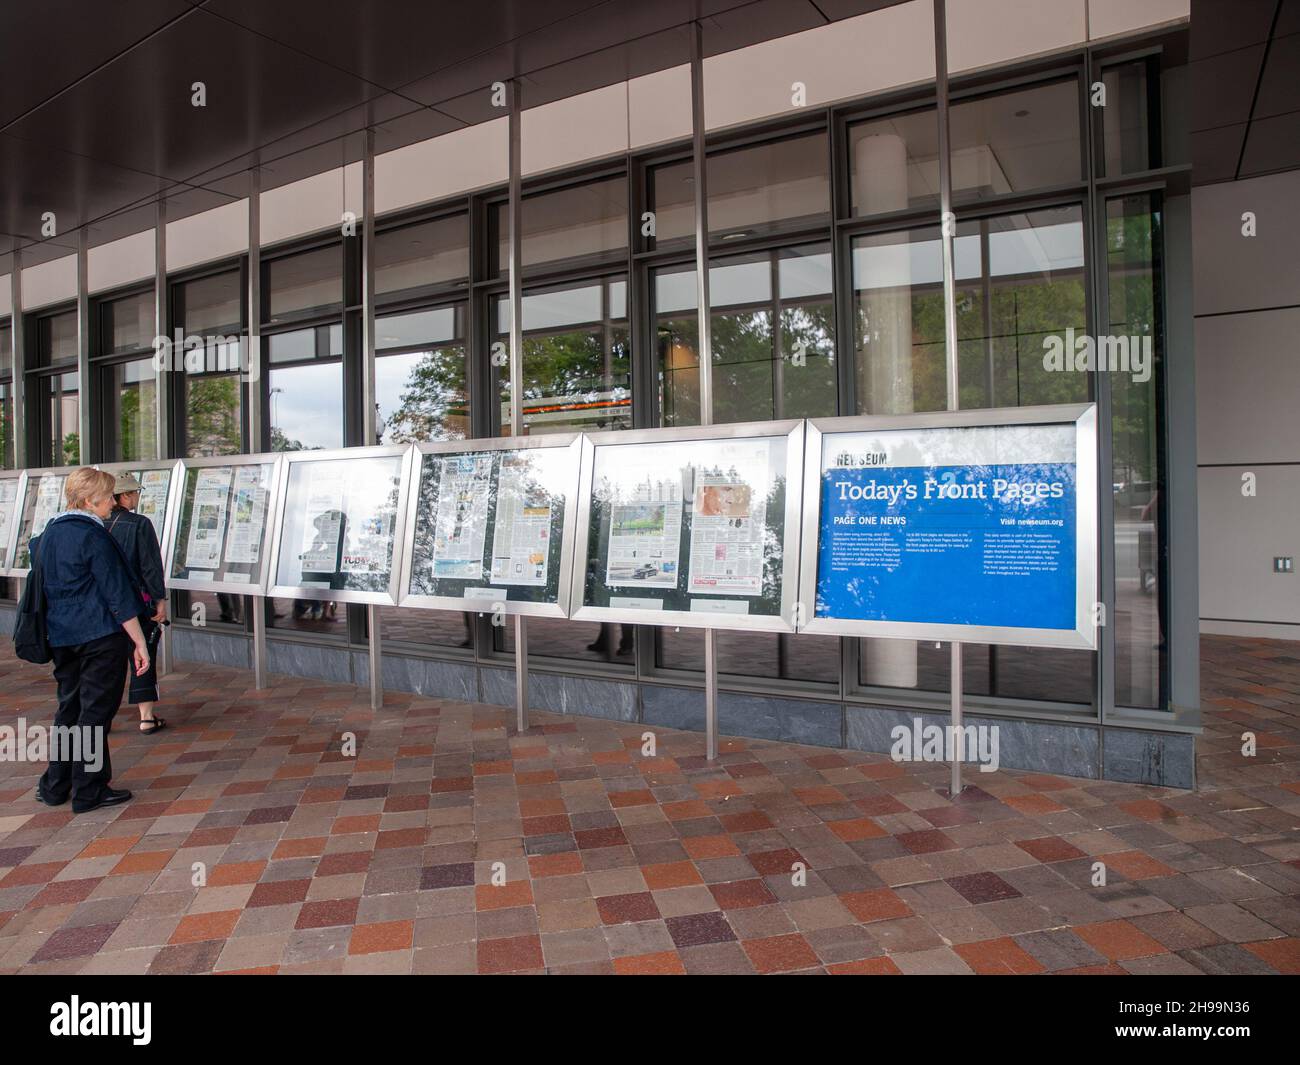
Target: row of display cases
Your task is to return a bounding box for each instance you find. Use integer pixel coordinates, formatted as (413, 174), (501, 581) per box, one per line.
(0, 406), (1098, 648)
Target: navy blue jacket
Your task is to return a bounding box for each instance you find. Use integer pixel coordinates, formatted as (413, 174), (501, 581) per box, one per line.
(31, 513), (143, 648)
(105, 507), (166, 605)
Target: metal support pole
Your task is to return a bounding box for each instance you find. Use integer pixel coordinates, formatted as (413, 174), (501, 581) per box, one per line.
(76, 228), (91, 462)
(11, 250), (25, 469)
(360, 128), (384, 712)
(950, 640), (964, 796)
(935, 0), (963, 796)
(690, 21), (720, 760)
(247, 168), (268, 690)
(507, 78), (528, 733)
(11, 250), (25, 608)
(155, 197), (172, 677)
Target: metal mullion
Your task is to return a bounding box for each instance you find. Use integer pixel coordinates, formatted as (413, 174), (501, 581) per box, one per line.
(9, 254), (25, 468)
(1086, 46), (1115, 726)
(374, 284), (471, 316)
(835, 183), (1090, 238)
(76, 229), (92, 463)
(507, 77), (528, 732)
(949, 61), (1086, 104)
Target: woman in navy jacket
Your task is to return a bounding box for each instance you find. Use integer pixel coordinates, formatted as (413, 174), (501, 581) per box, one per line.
(33, 468), (150, 814)
(106, 474), (169, 734)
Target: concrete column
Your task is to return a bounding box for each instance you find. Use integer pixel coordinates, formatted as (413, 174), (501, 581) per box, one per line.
(853, 131), (918, 689)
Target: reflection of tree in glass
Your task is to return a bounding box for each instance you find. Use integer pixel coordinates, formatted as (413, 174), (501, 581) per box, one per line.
(501, 329), (631, 430)
(187, 377), (241, 456)
(383, 346), (469, 443)
(117, 380), (158, 461)
(271, 427), (309, 452)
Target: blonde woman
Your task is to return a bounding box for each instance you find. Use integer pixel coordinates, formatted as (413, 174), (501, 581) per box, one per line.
(32, 468), (149, 814)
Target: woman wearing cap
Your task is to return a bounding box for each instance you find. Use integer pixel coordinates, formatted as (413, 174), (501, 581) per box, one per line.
(106, 473), (169, 733)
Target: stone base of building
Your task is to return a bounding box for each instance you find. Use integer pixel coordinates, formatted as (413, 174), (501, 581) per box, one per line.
(0, 607), (1196, 789)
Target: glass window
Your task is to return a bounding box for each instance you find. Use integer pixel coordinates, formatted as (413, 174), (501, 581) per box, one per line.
(176, 270), (244, 458)
(101, 291), (154, 355)
(654, 243), (837, 428)
(491, 176), (627, 275)
(268, 325), (344, 452)
(649, 131), (831, 247)
(38, 311), (78, 366)
(177, 271), (241, 336)
(494, 276), (630, 434)
(375, 215), (469, 298)
(42, 371), (80, 465)
(1102, 61), (1153, 176)
(376, 305), (469, 443)
(852, 206), (1092, 705)
(1108, 194), (1165, 709)
(265, 245), (343, 322)
(107, 358), (158, 461)
(851, 212), (1087, 416)
(848, 80), (1081, 217)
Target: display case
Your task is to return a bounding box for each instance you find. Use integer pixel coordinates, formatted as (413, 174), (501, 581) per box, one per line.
(6, 467), (72, 575)
(797, 404), (1098, 649)
(570, 420), (805, 632)
(0, 470), (26, 575)
(163, 454), (283, 594)
(398, 433), (582, 618)
(266, 445), (414, 606)
(95, 460), (182, 548)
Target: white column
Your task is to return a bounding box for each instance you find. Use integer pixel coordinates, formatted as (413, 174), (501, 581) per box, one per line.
(853, 131), (918, 689)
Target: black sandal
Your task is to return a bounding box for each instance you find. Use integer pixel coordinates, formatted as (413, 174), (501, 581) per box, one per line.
(139, 716), (167, 735)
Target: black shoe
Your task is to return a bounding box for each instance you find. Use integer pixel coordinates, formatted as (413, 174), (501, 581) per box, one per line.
(36, 787), (68, 807)
(72, 788), (133, 814)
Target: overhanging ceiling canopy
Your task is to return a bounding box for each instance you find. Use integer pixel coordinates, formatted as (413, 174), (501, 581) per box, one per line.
(0, 0), (907, 268)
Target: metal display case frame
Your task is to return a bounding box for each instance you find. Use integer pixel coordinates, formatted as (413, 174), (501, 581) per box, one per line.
(796, 403), (1099, 650)
(569, 419), (806, 634)
(161, 452), (285, 596)
(397, 432), (583, 619)
(4, 466), (73, 577)
(0, 469), (27, 576)
(265, 443), (415, 607)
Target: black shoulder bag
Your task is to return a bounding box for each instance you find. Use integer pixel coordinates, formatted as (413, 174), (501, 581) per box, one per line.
(13, 536), (52, 664)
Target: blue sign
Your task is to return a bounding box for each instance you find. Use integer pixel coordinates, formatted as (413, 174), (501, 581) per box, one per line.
(815, 453), (1078, 632)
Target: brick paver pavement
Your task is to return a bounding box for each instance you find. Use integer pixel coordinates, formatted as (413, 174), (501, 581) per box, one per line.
(0, 635), (1295, 974)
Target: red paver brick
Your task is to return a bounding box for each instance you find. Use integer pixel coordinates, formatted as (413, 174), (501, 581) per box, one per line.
(349, 920), (414, 955)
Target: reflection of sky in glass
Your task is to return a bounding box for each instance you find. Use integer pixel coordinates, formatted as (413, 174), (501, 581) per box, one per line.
(270, 363), (343, 450)
(377, 307), (458, 350)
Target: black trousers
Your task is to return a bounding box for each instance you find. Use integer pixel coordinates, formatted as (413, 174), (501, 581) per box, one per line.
(126, 616), (160, 704)
(39, 630), (130, 803)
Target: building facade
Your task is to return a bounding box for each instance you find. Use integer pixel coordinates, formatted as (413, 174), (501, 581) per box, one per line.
(0, 1), (1204, 785)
